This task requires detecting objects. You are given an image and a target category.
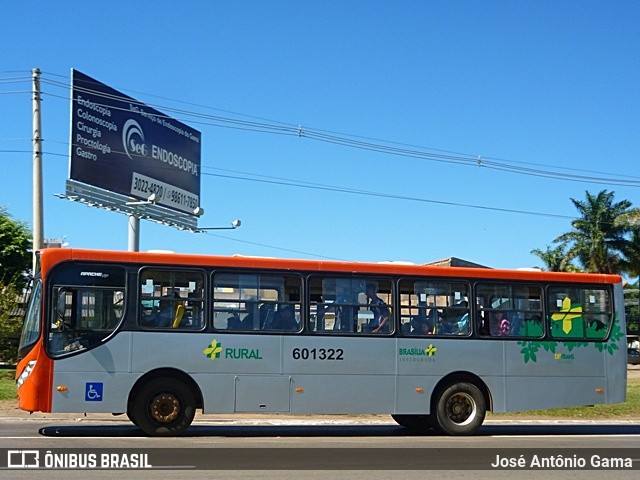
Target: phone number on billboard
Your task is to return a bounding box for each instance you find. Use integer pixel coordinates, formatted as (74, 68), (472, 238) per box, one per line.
(133, 177), (165, 197)
(130, 172), (199, 214)
(166, 189), (198, 209)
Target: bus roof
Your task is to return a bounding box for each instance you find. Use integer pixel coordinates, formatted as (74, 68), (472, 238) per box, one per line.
(38, 248), (622, 285)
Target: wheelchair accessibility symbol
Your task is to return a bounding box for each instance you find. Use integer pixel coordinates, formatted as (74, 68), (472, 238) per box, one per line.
(85, 382), (103, 402)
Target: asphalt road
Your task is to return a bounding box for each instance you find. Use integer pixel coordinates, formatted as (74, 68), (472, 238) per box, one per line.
(1, 415), (639, 479)
(1, 367), (638, 478)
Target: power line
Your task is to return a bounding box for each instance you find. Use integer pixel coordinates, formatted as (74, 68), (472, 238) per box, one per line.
(29, 72), (640, 188)
(1, 72), (638, 256)
(40, 71), (640, 183)
(0, 145), (575, 220)
(51, 83), (640, 187)
(200, 168), (576, 221)
(4, 71), (636, 265)
(199, 230), (345, 260)
(0, 76), (31, 84)
(0, 145), (624, 222)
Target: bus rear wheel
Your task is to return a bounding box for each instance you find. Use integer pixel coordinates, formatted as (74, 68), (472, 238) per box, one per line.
(431, 382), (485, 435)
(129, 377), (196, 436)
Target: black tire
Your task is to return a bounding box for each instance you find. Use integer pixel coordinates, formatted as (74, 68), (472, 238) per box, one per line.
(431, 382), (486, 435)
(126, 410), (139, 427)
(391, 414), (432, 433)
(129, 377), (196, 436)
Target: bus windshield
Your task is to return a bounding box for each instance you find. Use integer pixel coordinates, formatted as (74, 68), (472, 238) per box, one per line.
(48, 286), (125, 356)
(44, 263), (127, 357)
(18, 279), (42, 354)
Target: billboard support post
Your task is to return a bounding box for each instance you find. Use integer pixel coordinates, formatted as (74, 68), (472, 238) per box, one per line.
(127, 214), (139, 252)
(32, 67), (44, 268)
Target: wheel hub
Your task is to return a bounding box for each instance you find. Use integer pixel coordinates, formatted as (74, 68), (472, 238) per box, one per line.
(446, 392), (475, 425)
(150, 393), (180, 423)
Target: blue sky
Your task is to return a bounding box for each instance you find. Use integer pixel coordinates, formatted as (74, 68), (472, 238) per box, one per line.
(1, 1), (639, 269)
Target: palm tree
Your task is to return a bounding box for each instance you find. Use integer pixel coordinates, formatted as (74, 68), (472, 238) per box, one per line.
(554, 190), (637, 274)
(530, 244), (579, 272)
(620, 229), (640, 277)
(617, 211), (640, 277)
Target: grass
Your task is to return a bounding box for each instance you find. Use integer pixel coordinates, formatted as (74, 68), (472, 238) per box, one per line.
(489, 377), (640, 419)
(0, 368), (15, 401)
(0, 367), (638, 419)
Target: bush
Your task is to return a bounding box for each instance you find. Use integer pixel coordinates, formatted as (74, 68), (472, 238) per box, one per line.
(0, 283), (24, 365)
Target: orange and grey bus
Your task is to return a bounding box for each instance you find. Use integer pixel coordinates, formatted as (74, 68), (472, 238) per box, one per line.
(16, 248), (627, 435)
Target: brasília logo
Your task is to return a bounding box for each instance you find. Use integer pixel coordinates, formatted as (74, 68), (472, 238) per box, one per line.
(398, 344), (438, 359)
(425, 344), (437, 356)
(203, 339), (223, 360)
(122, 119), (146, 159)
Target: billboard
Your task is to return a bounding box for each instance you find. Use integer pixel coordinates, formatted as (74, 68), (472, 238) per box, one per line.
(69, 70), (201, 215)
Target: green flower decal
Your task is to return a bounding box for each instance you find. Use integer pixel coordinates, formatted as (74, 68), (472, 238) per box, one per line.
(518, 315), (622, 363)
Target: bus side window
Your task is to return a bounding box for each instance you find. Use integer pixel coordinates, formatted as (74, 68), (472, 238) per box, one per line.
(476, 284), (543, 339)
(400, 280), (470, 337)
(213, 272), (302, 333)
(548, 287), (611, 340)
(139, 269), (205, 330)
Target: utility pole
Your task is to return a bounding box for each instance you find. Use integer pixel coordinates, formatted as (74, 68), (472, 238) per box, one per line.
(32, 68), (44, 269)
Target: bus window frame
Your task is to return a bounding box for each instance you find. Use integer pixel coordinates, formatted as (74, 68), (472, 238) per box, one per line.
(42, 262), (129, 358)
(211, 269), (304, 334)
(398, 277), (472, 338)
(545, 283), (614, 342)
(137, 266), (208, 331)
(307, 274), (395, 336)
(474, 281), (545, 340)
(46, 284), (127, 359)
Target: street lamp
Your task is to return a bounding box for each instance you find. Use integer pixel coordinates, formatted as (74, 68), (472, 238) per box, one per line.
(125, 193), (159, 207)
(197, 219), (242, 231)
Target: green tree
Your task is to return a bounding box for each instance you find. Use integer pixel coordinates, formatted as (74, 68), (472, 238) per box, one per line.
(0, 282), (23, 364)
(0, 208), (31, 364)
(554, 190), (638, 274)
(530, 243), (580, 272)
(0, 207), (32, 289)
(620, 230), (640, 277)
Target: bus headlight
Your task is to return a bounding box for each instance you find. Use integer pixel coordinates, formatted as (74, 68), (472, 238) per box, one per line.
(16, 360), (37, 388)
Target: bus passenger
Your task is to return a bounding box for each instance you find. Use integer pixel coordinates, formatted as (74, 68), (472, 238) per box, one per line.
(439, 313), (459, 334)
(259, 303), (275, 329)
(227, 313), (243, 330)
(490, 312), (510, 336)
(334, 284), (356, 332)
(365, 284), (390, 333)
(271, 305), (299, 331)
(410, 301), (438, 335)
(147, 294), (178, 328)
(241, 311), (255, 330)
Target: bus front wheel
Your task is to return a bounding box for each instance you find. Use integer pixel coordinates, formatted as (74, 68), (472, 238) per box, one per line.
(431, 382), (485, 435)
(129, 378), (196, 436)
